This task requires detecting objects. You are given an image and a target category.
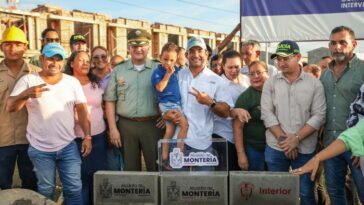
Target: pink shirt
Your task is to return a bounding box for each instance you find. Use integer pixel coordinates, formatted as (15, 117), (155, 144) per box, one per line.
(75, 82), (106, 137)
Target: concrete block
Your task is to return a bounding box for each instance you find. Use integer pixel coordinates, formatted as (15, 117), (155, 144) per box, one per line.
(229, 171), (299, 205)
(160, 171), (228, 205)
(0, 188), (56, 205)
(94, 171), (159, 205)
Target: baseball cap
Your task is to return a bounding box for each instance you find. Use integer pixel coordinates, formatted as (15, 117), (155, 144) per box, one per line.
(187, 37), (207, 51)
(70, 34), (86, 45)
(42, 43), (66, 60)
(271, 40), (300, 59)
(127, 29), (151, 46)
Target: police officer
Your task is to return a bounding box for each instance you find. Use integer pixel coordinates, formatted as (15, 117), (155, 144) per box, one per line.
(104, 29), (164, 171)
(0, 26), (39, 190)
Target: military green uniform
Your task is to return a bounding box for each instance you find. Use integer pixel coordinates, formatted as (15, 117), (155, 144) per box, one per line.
(104, 29), (164, 171)
(29, 54), (42, 68)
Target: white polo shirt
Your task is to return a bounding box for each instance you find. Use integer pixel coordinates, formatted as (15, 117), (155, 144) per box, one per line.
(175, 67), (233, 150)
(213, 74), (250, 143)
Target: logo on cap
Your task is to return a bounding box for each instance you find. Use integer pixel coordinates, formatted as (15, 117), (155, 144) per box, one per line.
(271, 40), (300, 59)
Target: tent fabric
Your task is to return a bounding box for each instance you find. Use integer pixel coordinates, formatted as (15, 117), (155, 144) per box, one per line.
(241, 0), (364, 42)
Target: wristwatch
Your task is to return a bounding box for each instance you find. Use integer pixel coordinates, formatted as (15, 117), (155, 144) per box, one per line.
(210, 99), (217, 108)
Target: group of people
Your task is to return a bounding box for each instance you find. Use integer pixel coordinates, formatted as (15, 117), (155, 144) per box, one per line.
(0, 23), (364, 205)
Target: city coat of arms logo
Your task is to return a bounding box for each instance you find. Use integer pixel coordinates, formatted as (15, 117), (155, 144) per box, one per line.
(169, 148), (184, 169)
(240, 182), (254, 200)
(167, 181), (180, 201)
(99, 178), (112, 198)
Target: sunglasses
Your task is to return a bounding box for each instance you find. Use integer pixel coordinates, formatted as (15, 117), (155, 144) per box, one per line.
(92, 54), (107, 61)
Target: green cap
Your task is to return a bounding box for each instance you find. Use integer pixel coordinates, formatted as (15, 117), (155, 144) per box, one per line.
(271, 40), (300, 59)
(127, 29), (151, 46)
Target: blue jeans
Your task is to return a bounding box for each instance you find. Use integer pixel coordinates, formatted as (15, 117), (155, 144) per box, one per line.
(265, 145), (315, 205)
(0, 144), (37, 190)
(244, 144), (266, 171)
(324, 151), (364, 205)
(159, 101), (182, 115)
(28, 142), (82, 205)
(76, 132), (107, 205)
(106, 146), (124, 171)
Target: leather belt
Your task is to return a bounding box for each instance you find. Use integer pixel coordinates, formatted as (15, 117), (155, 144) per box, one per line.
(120, 115), (160, 122)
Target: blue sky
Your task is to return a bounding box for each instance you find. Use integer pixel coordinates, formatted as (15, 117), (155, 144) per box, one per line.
(1, 0), (364, 56)
(3, 0), (240, 33)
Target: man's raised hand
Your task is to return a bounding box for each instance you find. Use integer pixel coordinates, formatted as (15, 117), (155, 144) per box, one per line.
(26, 83), (49, 98)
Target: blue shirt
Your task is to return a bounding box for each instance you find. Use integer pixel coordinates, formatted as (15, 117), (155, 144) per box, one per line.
(151, 64), (181, 103)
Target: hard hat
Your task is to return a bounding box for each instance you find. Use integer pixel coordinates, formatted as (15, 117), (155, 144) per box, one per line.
(1, 26), (28, 45)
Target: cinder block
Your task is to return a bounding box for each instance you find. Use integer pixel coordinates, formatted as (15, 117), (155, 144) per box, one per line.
(94, 171), (159, 205)
(229, 171), (299, 205)
(160, 171), (228, 205)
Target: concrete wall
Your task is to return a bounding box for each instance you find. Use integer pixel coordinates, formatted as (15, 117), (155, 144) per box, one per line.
(1, 5), (240, 60)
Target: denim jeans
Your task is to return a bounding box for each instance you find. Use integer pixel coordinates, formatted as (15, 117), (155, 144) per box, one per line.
(76, 132), (107, 205)
(28, 142), (82, 205)
(0, 144), (37, 190)
(244, 144), (266, 171)
(324, 151), (364, 205)
(106, 146), (124, 171)
(265, 145), (316, 205)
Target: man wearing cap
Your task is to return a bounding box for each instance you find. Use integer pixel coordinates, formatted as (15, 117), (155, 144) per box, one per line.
(104, 29), (163, 171)
(261, 40), (326, 205)
(7, 43), (91, 204)
(70, 34), (87, 52)
(164, 37), (232, 171)
(0, 26), (38, 191)
(320, 26), (364, 205)
(29, 28), (60, 68)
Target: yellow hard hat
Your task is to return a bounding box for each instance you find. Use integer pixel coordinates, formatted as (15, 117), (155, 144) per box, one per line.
(1, 26), (28, 45)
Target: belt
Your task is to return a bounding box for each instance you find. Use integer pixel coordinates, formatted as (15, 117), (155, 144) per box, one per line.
(120, 115), (160, 122)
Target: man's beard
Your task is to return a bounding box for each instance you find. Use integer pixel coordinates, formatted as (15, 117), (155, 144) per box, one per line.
(332, 52), (346, 62)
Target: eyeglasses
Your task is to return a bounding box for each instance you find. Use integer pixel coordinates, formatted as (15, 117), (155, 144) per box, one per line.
(45, 38), (60, 43)
(248, 71), (267, 77)
(92, 54), (107, 61)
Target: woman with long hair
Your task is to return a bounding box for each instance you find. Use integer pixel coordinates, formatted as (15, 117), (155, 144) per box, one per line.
(65, 51), (107, 205)
(90, 46), (123, 171)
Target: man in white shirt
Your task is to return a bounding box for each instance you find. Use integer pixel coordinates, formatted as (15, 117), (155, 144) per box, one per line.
(7, 43), (91, 204)
(165, 37), (232, 171)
